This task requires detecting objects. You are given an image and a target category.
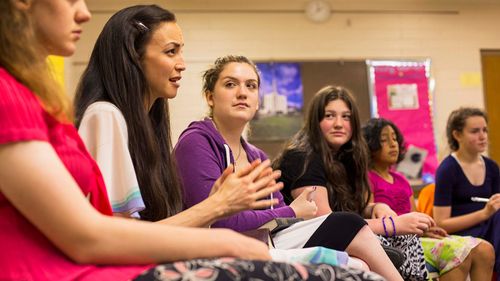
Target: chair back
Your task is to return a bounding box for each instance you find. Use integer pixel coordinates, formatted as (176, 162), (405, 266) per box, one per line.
(417, 183), (435, 217)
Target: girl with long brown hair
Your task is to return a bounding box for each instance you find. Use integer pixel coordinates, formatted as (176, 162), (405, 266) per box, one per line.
(275, 85), (433, 280)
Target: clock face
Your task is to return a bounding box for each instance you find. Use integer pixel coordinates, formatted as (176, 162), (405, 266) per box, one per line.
(305, 0), (331, 23)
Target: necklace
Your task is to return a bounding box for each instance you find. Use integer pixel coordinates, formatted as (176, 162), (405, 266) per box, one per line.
(211, 118), (243, 168)
(234, 143), (242, 161)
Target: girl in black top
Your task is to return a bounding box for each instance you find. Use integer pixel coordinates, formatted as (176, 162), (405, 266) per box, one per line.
(275, 85), (433, 280)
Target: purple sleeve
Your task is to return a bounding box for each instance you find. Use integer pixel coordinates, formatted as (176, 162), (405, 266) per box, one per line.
(174, 132), (295, 232)
(434, 157), (455, 207)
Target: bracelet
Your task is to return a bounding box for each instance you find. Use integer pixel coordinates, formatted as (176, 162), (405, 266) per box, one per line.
(389, 216), (396, 237)
(382, 216), (389, 237)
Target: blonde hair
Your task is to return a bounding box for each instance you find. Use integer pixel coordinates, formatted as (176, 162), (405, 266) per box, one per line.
(0, 1), (71, 121)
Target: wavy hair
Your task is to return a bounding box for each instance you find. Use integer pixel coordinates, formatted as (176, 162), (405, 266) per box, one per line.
(274, 85), (371, 214)
(74, 5), (182, 221)
(0, 1), (69, 120)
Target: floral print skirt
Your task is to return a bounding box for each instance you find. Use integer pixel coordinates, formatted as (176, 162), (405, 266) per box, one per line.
(133, 258), (385, 281)
(421, 235), (480, 275)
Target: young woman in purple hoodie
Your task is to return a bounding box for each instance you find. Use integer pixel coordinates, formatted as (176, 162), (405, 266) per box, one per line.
(174, 55), (404, 281)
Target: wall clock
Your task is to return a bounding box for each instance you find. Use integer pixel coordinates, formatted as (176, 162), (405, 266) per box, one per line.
(305, 0), (332, 23)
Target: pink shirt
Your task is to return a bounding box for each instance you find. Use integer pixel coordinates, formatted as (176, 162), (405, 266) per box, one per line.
(368, 170), (413, 215)
(0, 68), (151, 280)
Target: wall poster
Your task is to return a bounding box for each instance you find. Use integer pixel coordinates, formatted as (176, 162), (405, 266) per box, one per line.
(249, 62), (304, 141)
(367, 60), (437, 182)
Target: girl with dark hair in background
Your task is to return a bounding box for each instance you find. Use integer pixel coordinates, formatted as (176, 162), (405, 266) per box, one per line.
(275, 85), (433, 280)
(435, 107), (500, 279)
(363, 117), (494, 281)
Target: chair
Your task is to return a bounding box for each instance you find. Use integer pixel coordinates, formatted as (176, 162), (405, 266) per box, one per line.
(416, 184), (441, 279)
(381, 245), (405, 270)
(417, 183), (435, 217)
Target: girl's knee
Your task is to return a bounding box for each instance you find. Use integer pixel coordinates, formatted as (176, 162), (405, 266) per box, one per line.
(471, 240), (495, 267)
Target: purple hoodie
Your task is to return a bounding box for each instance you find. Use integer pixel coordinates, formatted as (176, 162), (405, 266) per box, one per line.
(174, 118), (295, 232)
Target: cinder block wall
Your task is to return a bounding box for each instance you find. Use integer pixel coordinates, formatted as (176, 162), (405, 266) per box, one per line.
(68, 0), (500, 159)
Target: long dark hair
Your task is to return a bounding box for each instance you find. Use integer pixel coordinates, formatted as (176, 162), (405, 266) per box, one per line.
(362, 118), (406, 166)
(74, 5), (182, 221)
(274, 86), (371, 214)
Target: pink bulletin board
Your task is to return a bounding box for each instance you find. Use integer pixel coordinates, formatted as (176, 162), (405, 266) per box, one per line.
(367, 60), (437, 181)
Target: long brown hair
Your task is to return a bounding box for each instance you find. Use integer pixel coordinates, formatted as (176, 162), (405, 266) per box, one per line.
(274, 85), (371, 214)
(0, 1), (70, 120)
(74, 5), (182, 221)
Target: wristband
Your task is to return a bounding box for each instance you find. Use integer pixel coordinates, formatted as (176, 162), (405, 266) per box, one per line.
(389, 216), (396, 237)
(382, 216), (389, 237)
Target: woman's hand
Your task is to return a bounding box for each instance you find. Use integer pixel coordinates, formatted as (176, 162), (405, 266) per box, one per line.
(209, 164), (234, 196)
(289, 187), (318, 220)
(482, 193), (500, 218)
(371, 203), (397, 219)
(423, 226), (448, 239)
(219, 229), (271, 260)
(392, 212), (435, 236)
(210, 159), (283, 217)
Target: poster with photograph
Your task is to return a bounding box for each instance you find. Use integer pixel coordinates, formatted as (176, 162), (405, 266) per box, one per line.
(387, 83), (419, 110)
(367, 60), (438, 180)
(249, 62), (303, 141)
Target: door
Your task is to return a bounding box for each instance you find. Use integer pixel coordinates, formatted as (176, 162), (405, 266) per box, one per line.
(481, 50), (500, 163)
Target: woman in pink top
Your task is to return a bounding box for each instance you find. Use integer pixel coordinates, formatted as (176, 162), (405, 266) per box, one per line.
(363, 117), (495, 281)
(0, 1), (384, 280)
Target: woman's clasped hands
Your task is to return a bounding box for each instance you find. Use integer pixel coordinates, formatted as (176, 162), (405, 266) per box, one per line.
(208, 159), (283, 217)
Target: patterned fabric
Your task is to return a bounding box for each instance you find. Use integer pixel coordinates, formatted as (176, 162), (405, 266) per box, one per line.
(378, 234), (427, 281)
(133, 258), (385, 281)
(421, 235), (480, 275)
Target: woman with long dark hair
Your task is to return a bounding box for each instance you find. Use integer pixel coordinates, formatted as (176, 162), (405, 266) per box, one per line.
(74, 5), (281, 225)
(275, 85), (433, 280)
